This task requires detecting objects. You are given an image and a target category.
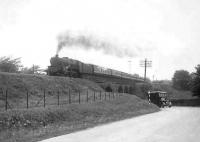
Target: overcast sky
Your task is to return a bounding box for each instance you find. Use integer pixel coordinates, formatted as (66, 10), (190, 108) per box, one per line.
(0, 0), (200, 80)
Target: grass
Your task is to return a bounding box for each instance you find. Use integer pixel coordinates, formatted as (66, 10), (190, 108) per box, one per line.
(0, 72), (159, 141)
(0, 94), (159, 142)
(0, 72), (104, 110)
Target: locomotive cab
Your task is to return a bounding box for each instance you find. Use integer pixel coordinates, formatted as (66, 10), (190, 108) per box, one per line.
(48, 55), (80, 77)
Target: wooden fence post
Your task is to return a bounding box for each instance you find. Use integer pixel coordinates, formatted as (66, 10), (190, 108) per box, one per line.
(87, 90), (88, 102)
(5, 89), (8, 111)
(27, 91), (29, 109)
(79, 91), (80, 104)
(69, 89), (71, 104)
(100, 91), (101, 100)
(94, 91), (95, 101)
(57, 91), (60, 106)
(105, 92), (106, 100)
(43, 89), (46, 108)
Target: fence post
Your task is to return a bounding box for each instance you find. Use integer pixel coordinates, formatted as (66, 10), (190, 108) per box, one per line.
(100, 91), (101, 100)
(105, 92), (106, 100)
(69, 88), (71, 104)
(79, 91), (80, 104)
(0, 88), (3, 102)
(94, 91), (95, 101)
(113, 92), (114, 99)
(43, 89), (46, 108)
(57, 91), (60, 106)
(87, 90), (88, 102)
(27, 91), (29, 109)
(109, 92), (110, 100)
(5, 89), (8, 111)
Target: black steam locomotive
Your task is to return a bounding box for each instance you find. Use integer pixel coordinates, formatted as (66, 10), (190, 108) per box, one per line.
(48, 55), (143, 81)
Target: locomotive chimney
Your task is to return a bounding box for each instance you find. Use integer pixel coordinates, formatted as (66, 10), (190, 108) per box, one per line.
(55, 54), (59, 57)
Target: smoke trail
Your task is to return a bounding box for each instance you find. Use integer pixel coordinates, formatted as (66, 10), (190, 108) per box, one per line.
(56, 31), (138, 58)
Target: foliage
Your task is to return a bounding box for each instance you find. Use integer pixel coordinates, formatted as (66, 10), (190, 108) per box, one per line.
(172, 70), (191, 90)
(21, 65), (41, 74)
(191, 65), (200, 97)
(0, 56), (22, 73)
(140, 83), (152, 93)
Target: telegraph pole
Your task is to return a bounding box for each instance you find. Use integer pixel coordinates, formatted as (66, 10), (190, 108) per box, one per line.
(140, 58), (152, 81)
(32, 64), (35, 74)
(128, 60), (132, 74)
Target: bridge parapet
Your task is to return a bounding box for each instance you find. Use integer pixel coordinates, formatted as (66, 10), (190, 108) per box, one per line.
(82, 73), (142, 94)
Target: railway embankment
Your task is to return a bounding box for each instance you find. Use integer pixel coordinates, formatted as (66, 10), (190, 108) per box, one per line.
(0, 72), (159, 142)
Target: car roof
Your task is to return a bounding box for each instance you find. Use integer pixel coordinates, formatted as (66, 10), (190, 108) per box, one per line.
(148, 91), (167, 94)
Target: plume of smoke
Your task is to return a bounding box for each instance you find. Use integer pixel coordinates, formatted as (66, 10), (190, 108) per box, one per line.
(56, 31), (138, 58)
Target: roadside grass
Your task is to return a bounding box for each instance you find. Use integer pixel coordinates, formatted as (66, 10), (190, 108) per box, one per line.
(0, 94), (159, 142)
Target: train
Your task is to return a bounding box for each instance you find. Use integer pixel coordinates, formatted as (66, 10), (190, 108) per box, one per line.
(47, 54), (144, 81)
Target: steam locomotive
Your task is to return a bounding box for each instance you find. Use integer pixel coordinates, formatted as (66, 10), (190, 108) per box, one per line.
(48, 55), (144, 81)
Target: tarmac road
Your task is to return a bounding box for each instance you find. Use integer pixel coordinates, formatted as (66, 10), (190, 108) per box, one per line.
(40, 107), (200, 142)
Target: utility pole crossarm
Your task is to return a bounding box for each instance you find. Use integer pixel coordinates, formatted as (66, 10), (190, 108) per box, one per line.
(140, 58), (152, 81)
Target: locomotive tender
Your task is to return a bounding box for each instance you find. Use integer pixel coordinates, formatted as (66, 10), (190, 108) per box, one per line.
(48, 54), (144, 81)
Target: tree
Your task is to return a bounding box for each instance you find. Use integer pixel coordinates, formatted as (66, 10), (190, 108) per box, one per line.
(21, 65), (42, 74)
(140, 83), (152, 93)
(191, 65), (200, 97)
(0, 56), (22, 73)
(172, 70), (191, 90)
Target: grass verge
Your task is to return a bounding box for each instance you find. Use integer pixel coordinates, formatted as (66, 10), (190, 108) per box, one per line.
(0, 94), (159, 142)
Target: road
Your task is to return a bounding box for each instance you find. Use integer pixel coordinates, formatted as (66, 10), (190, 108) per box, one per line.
(40, 107), (200, 142)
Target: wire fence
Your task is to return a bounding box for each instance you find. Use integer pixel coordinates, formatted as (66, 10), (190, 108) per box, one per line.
(0, 88), (123, 111)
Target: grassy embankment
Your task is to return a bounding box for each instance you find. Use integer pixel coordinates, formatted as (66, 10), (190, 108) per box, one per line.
(0, 72), (104, 109)
(0, 72), (159, 142)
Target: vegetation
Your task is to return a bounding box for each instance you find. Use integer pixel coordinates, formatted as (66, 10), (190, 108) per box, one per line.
(0, 94), (159, 142)
(0, 56), (44, 75)
(152, 81), (195, 100)
(172, 70), (191, 90)
(191, 64), (200, 97)
(0, 72), (105, 110)
(20, 65), (41, 74)
(0, 71), (160, 141)
(0, 56), (22, 73)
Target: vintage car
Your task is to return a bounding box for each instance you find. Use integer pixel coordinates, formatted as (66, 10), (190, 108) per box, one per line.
(148, 91), (172, 108)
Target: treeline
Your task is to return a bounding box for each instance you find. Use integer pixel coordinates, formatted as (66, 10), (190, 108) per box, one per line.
(172, 65), (200, 97)
(1, 56), (199, 97)
(0, 56), (45, 74)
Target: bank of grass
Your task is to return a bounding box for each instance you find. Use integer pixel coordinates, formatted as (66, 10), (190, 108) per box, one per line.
(0, 94), (159, 142)
(0, 72), (104, 109)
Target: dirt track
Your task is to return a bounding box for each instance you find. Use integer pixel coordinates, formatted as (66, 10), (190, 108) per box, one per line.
(40, 107), (200, 142)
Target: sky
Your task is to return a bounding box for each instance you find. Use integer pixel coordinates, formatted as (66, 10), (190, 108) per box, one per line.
(0, 0), (200, 80)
